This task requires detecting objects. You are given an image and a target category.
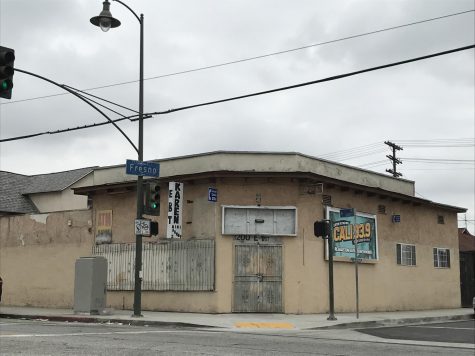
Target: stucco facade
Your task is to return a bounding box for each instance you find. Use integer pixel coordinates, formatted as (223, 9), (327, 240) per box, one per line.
(0, 210), (93, 307)
(74, 152), (463, 313)
(0, 152), (464, 313)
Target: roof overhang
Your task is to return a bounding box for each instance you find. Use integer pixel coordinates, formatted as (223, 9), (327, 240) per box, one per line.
(73, 169), (466, 213)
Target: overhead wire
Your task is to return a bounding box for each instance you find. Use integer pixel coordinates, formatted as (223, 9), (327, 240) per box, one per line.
(63, 85), (139, 114)
(145, 45), (474, 116)
(1, 9), (473, 106)
(391, 138), (474, 147)
(1, 44), (474, 143)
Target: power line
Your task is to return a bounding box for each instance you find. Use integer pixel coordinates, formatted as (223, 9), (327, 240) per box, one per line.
(1, 44), (474, 143)
(401, 158), (474, 163)
(320, 142), (383, 159)
(391, 138), (474, 147)
(146, 45), (474, 116)
(2, 9), (473, 106)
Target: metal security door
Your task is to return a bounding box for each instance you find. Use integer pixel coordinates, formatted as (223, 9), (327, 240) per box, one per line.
(233, 244), (282, 312)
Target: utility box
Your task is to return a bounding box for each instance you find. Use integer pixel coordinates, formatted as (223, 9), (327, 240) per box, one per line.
(74, 256), (107, 315)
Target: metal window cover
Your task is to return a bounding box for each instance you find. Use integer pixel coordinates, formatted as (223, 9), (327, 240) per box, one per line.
(222, 205), (297, 236)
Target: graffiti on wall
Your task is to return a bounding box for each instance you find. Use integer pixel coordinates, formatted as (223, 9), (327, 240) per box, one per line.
(96, 210), (112, 244)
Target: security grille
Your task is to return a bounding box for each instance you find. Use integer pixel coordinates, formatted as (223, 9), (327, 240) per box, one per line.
(93, 240), (215, 291)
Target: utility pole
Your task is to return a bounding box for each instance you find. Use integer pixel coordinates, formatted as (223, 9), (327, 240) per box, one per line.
(385, 141), (403, 178)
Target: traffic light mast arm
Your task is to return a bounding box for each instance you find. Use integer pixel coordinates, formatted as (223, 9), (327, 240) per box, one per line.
(13, 68), (139, 154)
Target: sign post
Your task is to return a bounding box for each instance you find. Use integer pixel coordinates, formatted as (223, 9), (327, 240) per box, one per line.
(340, 207), (359, 319)
(125, 159), (160, 318)
(326, 220), (337, 321)
(354, 211), (359, 319)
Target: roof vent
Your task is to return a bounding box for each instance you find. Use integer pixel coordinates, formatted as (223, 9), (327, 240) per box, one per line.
(322, 195), (332, 206)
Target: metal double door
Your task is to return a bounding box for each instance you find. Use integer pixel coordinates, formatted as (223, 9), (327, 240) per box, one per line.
(233, 243), (282, 313)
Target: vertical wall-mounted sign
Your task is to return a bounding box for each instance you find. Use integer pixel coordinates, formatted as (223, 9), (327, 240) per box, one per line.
(167, 182), (183, 238)
(96, 210), (112, 244)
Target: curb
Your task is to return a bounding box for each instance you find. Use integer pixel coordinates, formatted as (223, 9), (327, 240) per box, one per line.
(0, 313), (214, 329)
(310, 313), (475, 330)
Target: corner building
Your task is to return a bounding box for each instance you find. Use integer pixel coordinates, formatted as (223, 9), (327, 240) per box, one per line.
(73, 151), (464, 313)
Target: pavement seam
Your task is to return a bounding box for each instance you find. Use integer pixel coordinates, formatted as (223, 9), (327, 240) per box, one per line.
(0, 313), (214, 329)
(308, 314), (475, 330)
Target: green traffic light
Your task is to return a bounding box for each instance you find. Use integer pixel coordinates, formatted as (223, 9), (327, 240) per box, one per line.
(1, 79), (12, 90)
(151, 202), (158, 209)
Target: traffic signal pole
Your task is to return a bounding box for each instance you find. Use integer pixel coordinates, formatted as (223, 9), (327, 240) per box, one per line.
(133, 12), (145, 318)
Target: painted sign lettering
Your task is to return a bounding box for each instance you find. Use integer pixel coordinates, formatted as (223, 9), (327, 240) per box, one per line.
(326, 207), (378, 261)
(167, 182), (183, 238)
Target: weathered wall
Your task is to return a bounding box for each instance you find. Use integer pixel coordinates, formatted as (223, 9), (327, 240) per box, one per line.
(89, 177), (461, 313)
(0, 210), (93, 307)
(1, 175), (460, 313)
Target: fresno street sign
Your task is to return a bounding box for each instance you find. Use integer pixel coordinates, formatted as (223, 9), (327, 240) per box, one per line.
(126, 159), (160, 177)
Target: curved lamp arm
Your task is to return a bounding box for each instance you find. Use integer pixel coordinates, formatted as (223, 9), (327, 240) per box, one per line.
(14, 68), (139, 154)
(113, 0), (142, 23)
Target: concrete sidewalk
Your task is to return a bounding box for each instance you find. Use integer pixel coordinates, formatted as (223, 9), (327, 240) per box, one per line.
(0, 306), (473, 330)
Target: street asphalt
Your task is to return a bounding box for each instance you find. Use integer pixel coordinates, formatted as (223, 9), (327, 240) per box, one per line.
(0, 305), (473, 331)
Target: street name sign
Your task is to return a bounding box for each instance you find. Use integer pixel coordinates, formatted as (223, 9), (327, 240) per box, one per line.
(126, 159), (160, 177)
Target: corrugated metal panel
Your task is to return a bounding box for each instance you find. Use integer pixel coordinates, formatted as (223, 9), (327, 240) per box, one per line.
(93, 240), (214, 291)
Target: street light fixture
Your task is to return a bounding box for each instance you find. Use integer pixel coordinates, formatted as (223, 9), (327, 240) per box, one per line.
(90, 0), (121, 32)
(90, 0), (145, 318)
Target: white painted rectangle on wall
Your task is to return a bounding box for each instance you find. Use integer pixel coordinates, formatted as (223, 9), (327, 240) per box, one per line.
(222, 206), (297, 236)
(167, 182), (183, 238)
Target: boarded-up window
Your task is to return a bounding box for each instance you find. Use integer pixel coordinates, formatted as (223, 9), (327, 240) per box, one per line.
(93, 240), (215, 291)
(222, 206), (297, 236)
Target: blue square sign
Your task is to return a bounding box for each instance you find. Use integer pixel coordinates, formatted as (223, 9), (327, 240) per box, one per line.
(208, 187), (217, 202)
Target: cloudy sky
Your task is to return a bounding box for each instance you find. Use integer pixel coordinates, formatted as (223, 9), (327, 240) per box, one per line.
(0, 0), (473, 228)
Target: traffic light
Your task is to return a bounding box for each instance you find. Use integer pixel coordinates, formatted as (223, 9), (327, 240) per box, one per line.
(314, 220), (331, 238)
(150, 221), (159, 236)
(144, 182), (160, 216)
(0, 46), (15, 99)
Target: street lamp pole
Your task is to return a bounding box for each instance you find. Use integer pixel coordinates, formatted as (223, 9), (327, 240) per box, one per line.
(90, 0), (145, 317)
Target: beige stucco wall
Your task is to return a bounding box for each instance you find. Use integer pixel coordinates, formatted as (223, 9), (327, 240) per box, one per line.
(0, 210), (93, 307)
(1, 174), (460, 313)
(90, 176), (461, 313)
